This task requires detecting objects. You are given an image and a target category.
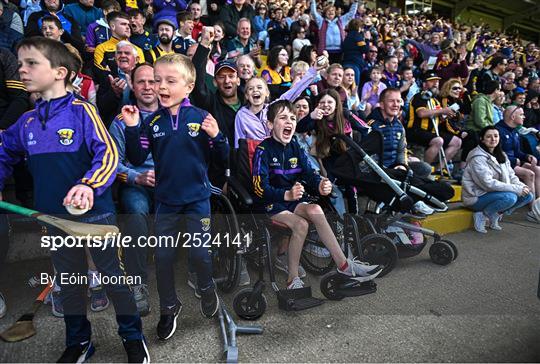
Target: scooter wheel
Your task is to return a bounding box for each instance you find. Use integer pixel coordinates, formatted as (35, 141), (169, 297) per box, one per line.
(439, 239), (458, 260)
(232, 287), (267, 320)
(320, 272), (345, 301)
(429, 241), (455, 265)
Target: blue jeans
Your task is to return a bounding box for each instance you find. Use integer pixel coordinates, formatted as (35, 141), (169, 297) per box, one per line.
(119, 184), (154, 284)
(49, 214), (142, 347)
(469, 191), (534, 216)
(154, 199), (214, 309)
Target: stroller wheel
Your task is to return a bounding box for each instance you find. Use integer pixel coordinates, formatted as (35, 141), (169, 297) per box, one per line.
(429, 241), (455, 265)
(320, 272), (346, 300)
(233, 288), (267, 320)
(439, 239), (458, 260)
(357, 234), (398, 277)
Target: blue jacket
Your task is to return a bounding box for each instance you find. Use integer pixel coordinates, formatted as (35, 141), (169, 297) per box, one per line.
(342, 30), (369, 67)
(124, 99), (229, 205)
(367, 108), (407, 168)
(495, 121), (528, 168)
(130, 31), (158, 52)
(252, 136), (321, 205)
(63, 2), (102, 37)
(0, 93), (117, 214)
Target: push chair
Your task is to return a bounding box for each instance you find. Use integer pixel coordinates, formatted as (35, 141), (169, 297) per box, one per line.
(300, 131), (458, 277)
(332, 133), (458, 266)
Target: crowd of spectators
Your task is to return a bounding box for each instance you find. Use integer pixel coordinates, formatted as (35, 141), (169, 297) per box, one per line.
(2, 0), (540, 340)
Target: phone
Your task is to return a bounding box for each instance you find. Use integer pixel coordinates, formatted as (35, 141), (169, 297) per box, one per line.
(449, 103), (460, 112)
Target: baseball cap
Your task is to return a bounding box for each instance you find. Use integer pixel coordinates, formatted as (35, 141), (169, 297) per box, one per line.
(215, 60), (237, 74)
(422, 70), (441, 82)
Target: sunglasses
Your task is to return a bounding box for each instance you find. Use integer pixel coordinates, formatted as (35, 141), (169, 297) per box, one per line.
(369, 50), (378, 53)
(508, 106), (523, 119)
(451, 86), (462, 91)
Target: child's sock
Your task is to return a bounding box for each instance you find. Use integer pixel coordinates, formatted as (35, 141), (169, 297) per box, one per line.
(88, 270), (99, 289)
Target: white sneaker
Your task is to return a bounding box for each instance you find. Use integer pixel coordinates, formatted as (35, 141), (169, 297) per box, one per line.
(473, 212), (487, 233)
(0, 291), (6, 319)
(487, 213), (502, 230)
(413, 201), (434, 215)
(337, 258), (382, 282)
(286, 277), (304, 290)
(275, 252), (307, 278)
(527, 211), (540, 224)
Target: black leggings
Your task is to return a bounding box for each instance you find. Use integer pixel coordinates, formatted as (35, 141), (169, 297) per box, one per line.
(355, 169), (455, 210)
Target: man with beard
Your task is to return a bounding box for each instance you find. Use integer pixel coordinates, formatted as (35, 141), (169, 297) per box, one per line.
(97, 41), (140, 126)
(406, 70), (462, 169)
(145, 18), (177, 63)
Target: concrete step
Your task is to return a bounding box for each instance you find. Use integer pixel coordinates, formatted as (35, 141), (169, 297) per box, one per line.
(422, 208), (473, 235)
(449, 184), (462, 203)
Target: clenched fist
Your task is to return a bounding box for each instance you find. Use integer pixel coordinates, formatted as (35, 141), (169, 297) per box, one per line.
(121, 105), (140, 127)
(201, 113), (219, 138)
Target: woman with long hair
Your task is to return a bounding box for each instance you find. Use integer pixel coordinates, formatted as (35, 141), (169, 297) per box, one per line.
(462, 126), (534, 233)
(296, 89), (366, 213)
(261, 46), (292, 87)
(342, 67), (359, 111)
(297, 44), (318, 67)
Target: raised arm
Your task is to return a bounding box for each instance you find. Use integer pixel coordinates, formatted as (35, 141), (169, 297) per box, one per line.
(310, 0), (323, 29)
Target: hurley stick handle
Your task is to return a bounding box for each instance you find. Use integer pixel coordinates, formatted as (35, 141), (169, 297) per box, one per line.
(0, 201), (40, 218)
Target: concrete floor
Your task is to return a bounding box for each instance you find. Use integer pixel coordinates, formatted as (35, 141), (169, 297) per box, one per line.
(1, 211), (539, 362)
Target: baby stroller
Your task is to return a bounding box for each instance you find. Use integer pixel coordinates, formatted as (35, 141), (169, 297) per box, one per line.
(301, 131), (458, 277)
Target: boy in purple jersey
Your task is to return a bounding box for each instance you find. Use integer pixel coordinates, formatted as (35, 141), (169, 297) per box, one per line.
(0, 37), (148, 363)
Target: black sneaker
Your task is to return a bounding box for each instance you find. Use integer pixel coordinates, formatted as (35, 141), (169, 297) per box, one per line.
(123, 337), (150, 363)
(200, 287), (219, 318)
(157, 299), (182, 340)
(57, 341), (95, 363)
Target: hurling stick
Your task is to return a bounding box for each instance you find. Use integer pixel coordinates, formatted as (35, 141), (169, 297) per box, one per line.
(0, 283), (52, 342)
(0, 201), (119, 237)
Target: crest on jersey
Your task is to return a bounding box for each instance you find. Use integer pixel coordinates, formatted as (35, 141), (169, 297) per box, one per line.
(153, 124), (159, 132)
(265, 204), (273, 212)
(289, 157), (298, 169)
(200, 218), (211, 232)
(187, 123), (200, 137)
(57, 128), (75, 146)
